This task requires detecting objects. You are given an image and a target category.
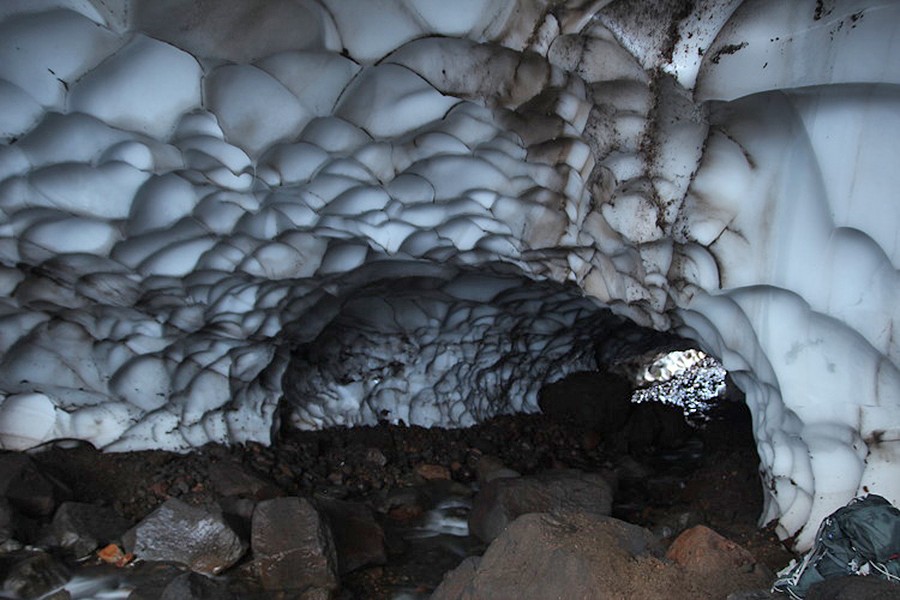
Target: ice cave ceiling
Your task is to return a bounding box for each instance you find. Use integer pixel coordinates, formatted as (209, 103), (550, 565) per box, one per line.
(0, 0), (897, 550)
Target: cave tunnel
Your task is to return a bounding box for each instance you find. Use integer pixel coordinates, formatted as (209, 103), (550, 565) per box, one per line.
(0, 0), (898, 587)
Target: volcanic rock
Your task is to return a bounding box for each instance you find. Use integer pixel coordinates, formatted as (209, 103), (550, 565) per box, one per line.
(51, 501), (130, 558)
(666, 524), (758, 573)
(432, 511), (661, 600)
(316, 498), (386, 575)
(122, 498), (244, 575)
(251, 496), (338, 593)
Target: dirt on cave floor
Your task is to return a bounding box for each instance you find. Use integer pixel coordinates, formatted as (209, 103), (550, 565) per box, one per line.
(24, 397), (796, 599)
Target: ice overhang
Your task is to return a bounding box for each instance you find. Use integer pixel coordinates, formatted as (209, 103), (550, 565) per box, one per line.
(0, 0), (897, 551)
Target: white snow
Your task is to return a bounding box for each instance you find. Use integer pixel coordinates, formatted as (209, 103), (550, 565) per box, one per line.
(0, 0), (896, 553)
(68, 35), (202, 138)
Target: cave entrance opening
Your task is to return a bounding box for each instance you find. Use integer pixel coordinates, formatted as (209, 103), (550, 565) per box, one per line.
(266, 263), (779, 596)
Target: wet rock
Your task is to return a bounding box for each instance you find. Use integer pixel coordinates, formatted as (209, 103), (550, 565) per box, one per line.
(124, 562), (189, 600)
(807, 575), (900, 599)
(159, 572), (235, 600)
(538, 371), (633, 432)
(665, 525), (758, 573)
(51, 501), (130, 558)
(251, 497), (338, 593)
(0, 454), (65, 517)
(2, 552), (70, 599)
(468, 469), (614, 543)
(316, 498), (386, 575)
(122, 498), (244, 575)
(432, 512), (661, 600)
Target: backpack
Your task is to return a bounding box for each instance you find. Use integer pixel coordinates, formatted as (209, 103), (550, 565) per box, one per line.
(772, 494), (900, 598)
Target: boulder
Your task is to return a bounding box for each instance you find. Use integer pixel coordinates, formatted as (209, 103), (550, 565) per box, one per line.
(468, 469), (613, 543)
(51, 501), (130, 558)
(159, 572), (235, 600)
(251, 497), (338, 593)
(665, 525), (758, 574)
(432, 511), (662, 600)
(435, 511), (773, 599)
(316, 498), (386, 575)
(122, 498), (244, 575)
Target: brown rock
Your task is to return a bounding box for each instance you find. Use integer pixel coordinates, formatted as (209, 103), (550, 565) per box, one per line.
(665, 525), (757, 573)
(415, 463), (450, 481)
(251, 497), (338, 593)
(432, 512), (662, 600)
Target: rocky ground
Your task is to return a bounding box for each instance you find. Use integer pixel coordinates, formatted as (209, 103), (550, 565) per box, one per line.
(0, 377), (806, 599)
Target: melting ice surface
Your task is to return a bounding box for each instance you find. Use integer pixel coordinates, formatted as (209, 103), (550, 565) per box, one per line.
(0, 0), (898, 550)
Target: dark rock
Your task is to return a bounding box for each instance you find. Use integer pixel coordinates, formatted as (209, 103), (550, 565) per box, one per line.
(208, 461), (282, 501)
(51, 501), (130, 558)
(807, 575), (900, 600)
(251, 497), (338, 592)
(0, 454), (65, 517)
(538, 371), (633, 433)
(159, 572), (235, 600)
(468, 469), (614, 543)
(0, 497), (13, 543)
(473, 455), (519, 483)
(2, 552), (70, 599)
(665, 525), (757, 573)
(124, 562), (189, 600)
(122, 498), (245, 575)
(316, 498), (386, 575)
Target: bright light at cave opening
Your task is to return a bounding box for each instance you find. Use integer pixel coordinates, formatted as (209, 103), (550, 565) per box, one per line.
(631, 350), (727, 426)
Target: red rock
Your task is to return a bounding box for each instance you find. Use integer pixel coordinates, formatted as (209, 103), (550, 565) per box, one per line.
(665, 525), (757, 573)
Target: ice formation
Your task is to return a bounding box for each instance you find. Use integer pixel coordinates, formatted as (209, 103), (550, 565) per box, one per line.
(0, 0), (897, 550)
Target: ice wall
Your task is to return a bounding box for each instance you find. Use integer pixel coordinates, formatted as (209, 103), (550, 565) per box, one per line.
(0, 0), (897, 549)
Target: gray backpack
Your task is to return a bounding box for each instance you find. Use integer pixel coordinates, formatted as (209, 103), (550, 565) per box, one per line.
(772, 494), (900, 598)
